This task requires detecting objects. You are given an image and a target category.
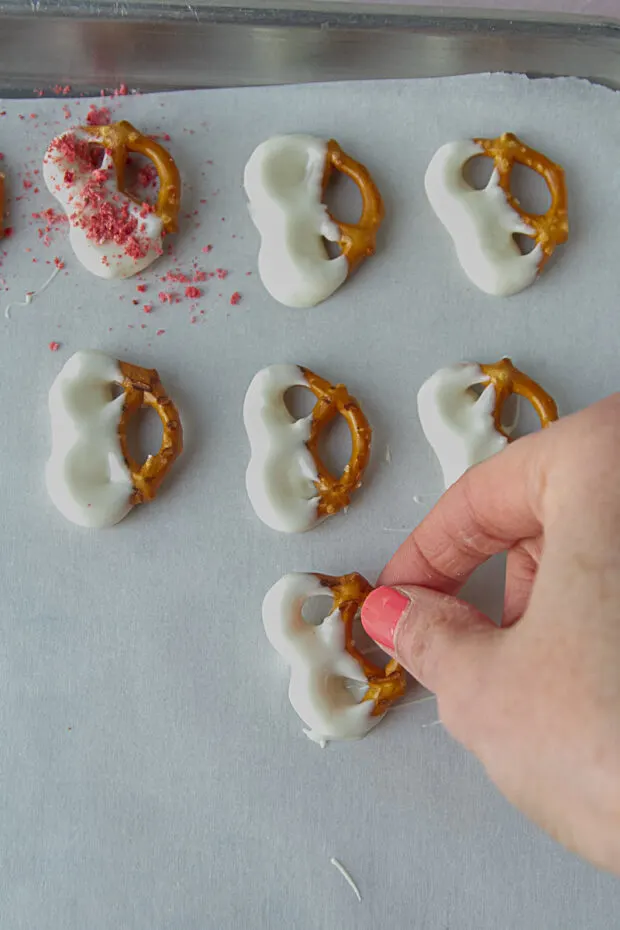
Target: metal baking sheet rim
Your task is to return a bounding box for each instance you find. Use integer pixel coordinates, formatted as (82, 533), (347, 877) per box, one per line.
(0, 2), (620, 92)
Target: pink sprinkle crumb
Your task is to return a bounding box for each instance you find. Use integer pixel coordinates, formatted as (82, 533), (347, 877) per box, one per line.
(143, 304), (153, 313)
(184, 286), (202, 299)
(230, 291), (242, 306)
(216, 268), (228, 280)
(136, 284), (147, 293)
(49, 342), (61, 352)
(201, 245), (213, 253)
(86, 104), (112, 126)
(138, 164), (158, 188)
(165, 270), (190, 283)
(158, 291), (174, 303)
(193, 270), (207, 283)
(156, 329), (165, 336)
(53, 257), (65, 269)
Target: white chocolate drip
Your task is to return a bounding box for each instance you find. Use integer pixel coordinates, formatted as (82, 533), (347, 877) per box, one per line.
(243, 364), (320, 533)
(45, 349), (134, 528)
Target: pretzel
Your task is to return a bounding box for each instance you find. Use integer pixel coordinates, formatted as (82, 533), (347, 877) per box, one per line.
(323, 140), (385, 274)
(474, 132), (568, 268)
(46, 350), (183, 528)
(117, 360), (184, 505)
(301, 367), (372, 518)
(244, 135), (384, 308)
(315, 572), (407, 716)
(479, 357), (558, 438)
(82, 120), (181, 233)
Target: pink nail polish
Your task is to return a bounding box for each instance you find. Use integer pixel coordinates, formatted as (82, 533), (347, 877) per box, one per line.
(361, 586), (409, 653)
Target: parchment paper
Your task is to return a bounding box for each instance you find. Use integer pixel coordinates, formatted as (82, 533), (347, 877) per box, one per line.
(1, 74), (619, 930)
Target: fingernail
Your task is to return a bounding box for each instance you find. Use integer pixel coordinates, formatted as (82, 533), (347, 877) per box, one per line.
(361, 586), (410, 653)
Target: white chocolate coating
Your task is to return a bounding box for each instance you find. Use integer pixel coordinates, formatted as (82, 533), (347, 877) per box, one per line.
(46, 350), (134, 528)
(243, 364), (320, 533)
(417, 363), (507, 489)
(262, 573), (379, 744)
(43, 130), (164, 280)
(243, 135), (347, 308)
(424, 139), (542, 297)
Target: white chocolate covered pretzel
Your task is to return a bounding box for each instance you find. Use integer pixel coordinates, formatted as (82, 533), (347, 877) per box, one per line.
(244, 134), (384, 307)
(425, 132), (568, 296)
(243, 363), (371, 533)
(263, 572), (406, 744)
(46, 350), (182, 527)
(418, 358), (558, 488)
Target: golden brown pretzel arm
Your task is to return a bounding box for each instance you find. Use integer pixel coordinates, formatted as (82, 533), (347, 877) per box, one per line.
(474, 132), (568, 268)
(480, 357), (558, 439)
(315, 572), (407, 716)
(301, 367), (372, 518)
(83, 120), (182, 234)
(118, 361), (183, 505)
(324, 140), (385, 273)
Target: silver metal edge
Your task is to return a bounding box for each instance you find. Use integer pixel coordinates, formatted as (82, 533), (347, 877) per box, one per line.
(1, 2), (619, 92)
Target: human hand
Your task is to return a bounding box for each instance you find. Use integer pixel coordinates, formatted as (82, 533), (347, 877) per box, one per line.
(361, 395), (620, 873)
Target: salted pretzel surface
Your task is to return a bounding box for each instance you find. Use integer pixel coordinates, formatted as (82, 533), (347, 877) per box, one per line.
(301, 367), (372, 519)
(323, 140), (384, 274)
(479, 357), (558, 439)
(82, 120), (181, 233)
(118, 361), (183, 505)
(474, 132), (568, 268)
(315, 572), (407, 716)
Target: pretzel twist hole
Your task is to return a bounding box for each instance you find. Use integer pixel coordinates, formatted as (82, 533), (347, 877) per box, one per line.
(315, 572), (407, 716)
(82, 120), (181, 234)
(301, 368), (372, 518)
(323, 140), (385, 274)
(118, 361), (183, 505)
(479, 357), (558, 439)
(473, 132), (568, 267)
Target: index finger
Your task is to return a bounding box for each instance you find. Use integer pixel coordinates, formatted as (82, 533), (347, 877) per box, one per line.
(379, 427), (547, 593)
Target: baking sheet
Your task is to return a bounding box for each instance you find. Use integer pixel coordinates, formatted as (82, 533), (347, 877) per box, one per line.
(1, 74), (619, 929)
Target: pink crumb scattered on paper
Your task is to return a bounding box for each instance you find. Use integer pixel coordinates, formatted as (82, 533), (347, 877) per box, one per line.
(49, 341), (61, 352)
(230, 292), (242, 305)
(86, 104), (112, 126)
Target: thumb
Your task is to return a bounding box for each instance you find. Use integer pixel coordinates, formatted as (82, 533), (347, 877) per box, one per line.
(361, 584), (501, 701)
